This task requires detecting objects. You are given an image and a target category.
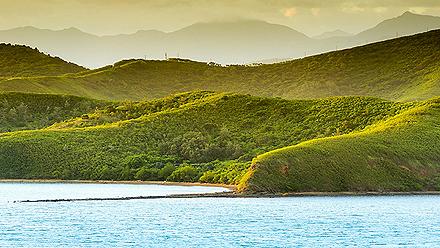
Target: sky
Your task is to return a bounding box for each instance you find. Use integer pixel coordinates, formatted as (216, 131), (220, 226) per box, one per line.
(1, 0), (440, 36)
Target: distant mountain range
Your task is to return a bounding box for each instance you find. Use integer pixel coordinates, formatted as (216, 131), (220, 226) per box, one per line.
(0, 11), (439, 68)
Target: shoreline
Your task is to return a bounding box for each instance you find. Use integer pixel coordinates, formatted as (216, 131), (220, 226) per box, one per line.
(14, 191), (440, 203)
(0, 179), (236, 190)
(3, 179), (440, 202)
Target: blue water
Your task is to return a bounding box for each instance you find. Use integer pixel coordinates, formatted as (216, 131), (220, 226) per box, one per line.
(1, 183), (440, 247)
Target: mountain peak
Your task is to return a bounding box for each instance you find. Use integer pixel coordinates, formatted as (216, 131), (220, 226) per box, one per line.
(356, 11), (440, 40)
(401, 11), (416, 17)
(398, 11), (439, 19)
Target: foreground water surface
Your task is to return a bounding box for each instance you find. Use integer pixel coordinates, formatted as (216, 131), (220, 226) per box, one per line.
(1, 182), (440, 247)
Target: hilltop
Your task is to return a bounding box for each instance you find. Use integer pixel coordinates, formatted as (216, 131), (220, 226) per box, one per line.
(0, 44), (86, 77)
(0, 92), (412, 184)
(0, 30), (439, 101)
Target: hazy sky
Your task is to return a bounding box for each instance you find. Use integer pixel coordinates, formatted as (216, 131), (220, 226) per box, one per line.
(1, 0), (440, 36)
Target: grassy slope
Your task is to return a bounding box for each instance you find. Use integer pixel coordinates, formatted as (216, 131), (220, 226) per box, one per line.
(0, 92), (107, 132)
(0, 92), (411, 183)
(0, 44), (86, 77)
(0, 30), (439, 101)
(239, 98), (440, 193)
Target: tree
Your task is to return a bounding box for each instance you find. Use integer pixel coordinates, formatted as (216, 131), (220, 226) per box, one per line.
(135, 167), (160, 181)
(199, 171), (216, 183)
(159, 163), (175, 180)
(123, 154), (147, 169)
(171, 131), (209, 162)
(167, 165), (199, 182)
(119, 166), (135, 180)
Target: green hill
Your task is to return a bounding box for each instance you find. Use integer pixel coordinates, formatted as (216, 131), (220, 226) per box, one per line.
(0, 30), (439, 101)
(0, 92), (107, 132)
(239, 98), (440, 193)
(0, 92), (411, 184)
(0, 44), (86, 78)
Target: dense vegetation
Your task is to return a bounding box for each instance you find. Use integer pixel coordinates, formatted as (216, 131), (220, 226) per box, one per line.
(0, 92), (411, 185)
(0, 30), (439, 101)
(0, 44), (86, 77)
(0, 92), (107, 132)
(239, 98), (440, 193)
(0, 30), (439, 193)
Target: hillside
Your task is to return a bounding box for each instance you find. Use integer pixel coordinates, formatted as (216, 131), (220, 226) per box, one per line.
(0, 92), (411, 184)
(0, 30), (439, 101)
(0, 92), (107, 132)
(239, 98), (440, 193)
(0, 44), (86, 77)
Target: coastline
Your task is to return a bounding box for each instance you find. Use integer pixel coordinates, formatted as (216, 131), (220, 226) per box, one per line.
(0, 179), (236, 190)
(3, 179), (440, 202)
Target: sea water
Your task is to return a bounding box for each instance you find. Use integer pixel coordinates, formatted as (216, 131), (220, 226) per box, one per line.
(1, 182), (439, 247)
